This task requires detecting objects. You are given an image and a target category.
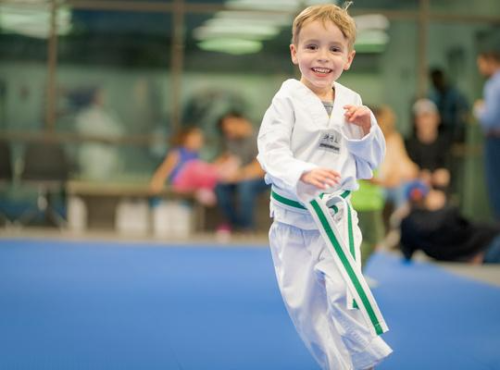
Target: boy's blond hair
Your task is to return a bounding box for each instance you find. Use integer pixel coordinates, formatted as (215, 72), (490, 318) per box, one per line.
(292, 4), (357, 51)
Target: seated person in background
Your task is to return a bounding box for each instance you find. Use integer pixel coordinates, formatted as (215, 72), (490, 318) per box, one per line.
(150, 126), (238, 205)
(352, 106), (419, 263)
(374, 105), (419, 208)
(350, 173), (385, 269)
(406, 99), (451, 190)
(215, 111), (268, 233)
(400, 180), (500, 264)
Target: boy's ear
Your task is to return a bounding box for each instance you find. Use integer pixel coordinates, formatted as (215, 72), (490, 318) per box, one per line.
(343, 50), (356, 70)
(290, 44), (298, 65)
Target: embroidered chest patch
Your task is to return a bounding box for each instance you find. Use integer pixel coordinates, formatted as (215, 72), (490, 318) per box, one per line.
(318, 130), (341, 154)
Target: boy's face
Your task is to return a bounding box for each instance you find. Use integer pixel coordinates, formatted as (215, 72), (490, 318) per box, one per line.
(290, 19), (355, 97)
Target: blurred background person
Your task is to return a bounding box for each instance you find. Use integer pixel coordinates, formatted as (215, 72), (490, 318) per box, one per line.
(352, 105), (419, 266)
(406, 99), (451, 192)
(351, 175), (385, 270)
(400, 180), (500, 264)
(474, 46), (500, 222)
(150, 126), (238, 206)
(74, 87), (125, 181)
(428, 67), (470, 144)
(375, 105), (419, 209)
(215, 111), (267, 234)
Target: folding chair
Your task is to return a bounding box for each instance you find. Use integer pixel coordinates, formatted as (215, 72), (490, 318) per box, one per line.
(0, 139), (13, 226)
(17, 141), (69, 228)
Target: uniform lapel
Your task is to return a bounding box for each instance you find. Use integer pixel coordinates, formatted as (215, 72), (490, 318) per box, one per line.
(288, 79), (330, 128)
(329, 82), (346, 128)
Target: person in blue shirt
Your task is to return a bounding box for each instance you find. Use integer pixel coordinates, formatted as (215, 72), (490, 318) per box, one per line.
(150, 127), (239, 206)
(474, 46), (500, 221)
(429, 67), (469, 145)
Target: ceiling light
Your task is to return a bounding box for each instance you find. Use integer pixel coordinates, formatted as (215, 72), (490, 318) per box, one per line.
(225, 0), (300, 12)
(0, 4), (72, 38)
(193, 24), (279, 41)
(353, 14), (389, 31)
(197, 38), (263, 55)
(213, 10), (292, 27)
(355, 30), (389, 53)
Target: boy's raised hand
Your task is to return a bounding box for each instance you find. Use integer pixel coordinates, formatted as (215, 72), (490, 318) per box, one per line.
(300, 168), (341, 190)
(343, 105), (371, 136)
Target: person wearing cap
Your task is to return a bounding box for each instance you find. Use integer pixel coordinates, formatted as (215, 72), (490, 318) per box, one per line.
(474, 47), (500, 221)
(405, 99), (451, 191)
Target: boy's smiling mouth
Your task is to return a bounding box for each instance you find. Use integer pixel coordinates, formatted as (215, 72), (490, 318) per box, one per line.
(312, 67), (332, 74)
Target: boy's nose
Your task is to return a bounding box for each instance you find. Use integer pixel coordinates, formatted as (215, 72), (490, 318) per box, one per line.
(317, 49), (329, 62)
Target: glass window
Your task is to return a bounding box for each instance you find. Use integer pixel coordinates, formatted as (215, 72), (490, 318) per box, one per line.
(56, 7), (173, 139)
(186, 0), (300, 11)
(69, 141), (160, 182)
(352, 0), (418, 11)
(89, 0), (171, 2)
(0, 2), (51, 133)
(430, 0), (499, 17)
(182, 11), (295, 154)
(426, 21), (499, 220)
(427, 22), (495, 104)
(186, 0), (419, 11)
(355, 19), (418, 137)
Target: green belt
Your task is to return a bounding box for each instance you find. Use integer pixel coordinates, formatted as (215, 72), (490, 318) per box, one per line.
(271, 188), (356, 280)
(271, 189), (350, 212)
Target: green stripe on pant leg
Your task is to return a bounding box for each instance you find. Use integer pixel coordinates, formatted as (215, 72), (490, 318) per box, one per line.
(310, 199), (385, 335)
(346, 202), (358, 309)
(347, 203), (355, 258)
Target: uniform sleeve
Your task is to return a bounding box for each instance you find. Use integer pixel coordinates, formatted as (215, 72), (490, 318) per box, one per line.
(257, 95), (317, 194)
(339, 95), (386, 180)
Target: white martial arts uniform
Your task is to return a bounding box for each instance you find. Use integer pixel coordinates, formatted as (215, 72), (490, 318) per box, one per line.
(257, 79), (392, 370)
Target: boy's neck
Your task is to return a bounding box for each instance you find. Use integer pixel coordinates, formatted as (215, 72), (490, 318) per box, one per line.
(300, 78), (335, 101)
(315, 86), (335, 102)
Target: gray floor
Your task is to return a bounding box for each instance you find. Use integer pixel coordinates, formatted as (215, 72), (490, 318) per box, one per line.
(396, 250), (500, 287)
(439, 262), (500, 287)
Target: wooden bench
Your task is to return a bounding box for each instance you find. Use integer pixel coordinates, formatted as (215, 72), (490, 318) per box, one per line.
(66, 180), (272, 234)
(66, 180), (205, 232)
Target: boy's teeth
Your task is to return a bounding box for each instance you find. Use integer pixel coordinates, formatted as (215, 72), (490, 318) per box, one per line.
(313, 68), (330, 73)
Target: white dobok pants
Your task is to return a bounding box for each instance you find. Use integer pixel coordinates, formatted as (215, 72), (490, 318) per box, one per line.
(269, 212), (392, 370)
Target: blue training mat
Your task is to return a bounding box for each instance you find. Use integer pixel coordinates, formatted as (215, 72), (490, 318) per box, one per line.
(0, 239), (499, 370)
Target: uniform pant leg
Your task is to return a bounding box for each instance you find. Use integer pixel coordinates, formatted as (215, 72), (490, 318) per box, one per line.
(314, 207), (392, 370)
(269, 222), (353, 370)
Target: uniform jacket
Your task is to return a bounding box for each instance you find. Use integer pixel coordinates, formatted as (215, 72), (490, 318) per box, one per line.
(257, 78), (385, 227)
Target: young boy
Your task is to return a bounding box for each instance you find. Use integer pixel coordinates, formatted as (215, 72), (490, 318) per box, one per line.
(257, 4), (392, 370)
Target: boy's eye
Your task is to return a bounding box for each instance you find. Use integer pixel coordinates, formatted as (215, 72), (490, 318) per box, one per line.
(305, 44), (317, 50)
(330, 46), (342, 52)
